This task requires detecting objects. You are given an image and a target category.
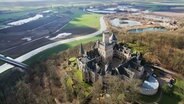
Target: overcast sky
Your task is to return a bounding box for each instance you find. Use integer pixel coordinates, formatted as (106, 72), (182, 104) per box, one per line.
(0, 0), (45, 2)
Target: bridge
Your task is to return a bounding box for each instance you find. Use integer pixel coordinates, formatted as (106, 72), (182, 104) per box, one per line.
(0, 54), (29, 72)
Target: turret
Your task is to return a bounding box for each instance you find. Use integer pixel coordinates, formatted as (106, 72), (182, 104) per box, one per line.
(109, 33), (117, 44)
(98, 31), (114, 63)
(92, 40), (99, 49)
(79, 43), (85, 56)
(102, 31), (111, 45)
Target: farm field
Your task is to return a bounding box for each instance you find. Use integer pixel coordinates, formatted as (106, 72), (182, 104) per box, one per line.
(0, 7), (101, 58)
(61, 13), (101, 35)
(64, 13), (101, 29)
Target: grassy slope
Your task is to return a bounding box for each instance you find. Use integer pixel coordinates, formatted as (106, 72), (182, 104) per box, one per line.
(63, 13), (101, 29)
(128, 42), (184, 104)
(159, 79), (184, 104)
(25, 35), (102, 65)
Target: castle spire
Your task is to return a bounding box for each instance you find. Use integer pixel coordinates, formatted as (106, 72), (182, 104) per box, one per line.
(109, 33), (117, 43)
(102, 31), (111, 45)
(79, 43), (85, 56)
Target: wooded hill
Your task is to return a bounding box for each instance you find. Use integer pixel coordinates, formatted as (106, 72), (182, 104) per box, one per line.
(116, 28), (184, 75)
(0, 27), (184, 104)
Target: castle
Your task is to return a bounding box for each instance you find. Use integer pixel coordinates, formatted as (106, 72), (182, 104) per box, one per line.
(77, 31), (144, 83)
(77, 31), (159, 95)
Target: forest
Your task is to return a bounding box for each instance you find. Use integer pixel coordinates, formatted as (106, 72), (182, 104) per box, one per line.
(0, 28), (184, 104)
(116, 29), (184, 75)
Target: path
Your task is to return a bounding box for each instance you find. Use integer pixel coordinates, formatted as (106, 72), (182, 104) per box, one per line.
(0, 16), (107, 73)
(152, 65), (178, 76)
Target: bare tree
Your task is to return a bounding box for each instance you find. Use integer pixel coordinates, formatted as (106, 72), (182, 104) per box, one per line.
(15, 81), (37, 104)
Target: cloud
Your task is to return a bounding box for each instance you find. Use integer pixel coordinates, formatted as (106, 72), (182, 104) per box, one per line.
(0, 0), (44, 2)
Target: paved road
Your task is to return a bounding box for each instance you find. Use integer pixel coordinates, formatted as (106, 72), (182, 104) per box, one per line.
(0, 16), (107, 73)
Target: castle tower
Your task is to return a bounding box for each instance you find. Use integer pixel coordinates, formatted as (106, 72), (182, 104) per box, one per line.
(103, 31), (110, 45)
(98, 31), (114, 63)
(79, 43), (85, 56)
(109, 33), (117, 44)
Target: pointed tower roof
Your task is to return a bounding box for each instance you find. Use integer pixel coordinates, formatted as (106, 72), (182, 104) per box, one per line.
(92, 42), (97, 49)
(105, 63), (112, 72)
(79, 43), (85, 56)
(109, 33), (117, 42)
(92, 40), (99, 49)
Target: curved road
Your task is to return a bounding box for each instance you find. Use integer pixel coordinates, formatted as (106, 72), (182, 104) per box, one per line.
(0, 16), (107, 73)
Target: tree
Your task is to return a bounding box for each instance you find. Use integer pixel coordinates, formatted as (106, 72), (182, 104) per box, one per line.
(90, 79), (103, 104)
(123, 79), (141, 103)
(179, 98), (184, 104)
(103, 75), (126, 104)
(15, 81), (37, 104)
(90, 75), (140, 104)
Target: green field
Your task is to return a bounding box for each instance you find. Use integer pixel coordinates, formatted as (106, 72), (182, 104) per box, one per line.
(159, 79), (184, 104)
(63, 13), (101, 29)
(138, 75), (184, 104)
(0, 8), (44, 28)
(0, 6), (85, 29)
(0, 12), (28, 22)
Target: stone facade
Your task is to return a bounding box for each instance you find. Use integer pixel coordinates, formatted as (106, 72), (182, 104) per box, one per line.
(98, 31), (114, 63)
(77, 31), (144, 82)
(77, 30), (159, 95)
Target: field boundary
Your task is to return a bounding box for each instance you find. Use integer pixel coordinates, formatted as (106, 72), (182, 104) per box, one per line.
(0, 16), (106, 73)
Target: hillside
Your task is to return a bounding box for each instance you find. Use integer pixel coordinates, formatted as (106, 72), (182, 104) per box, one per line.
(115, 28), (184, 75)
(0, 42), (141, 104)
(0, 28), (184, 104)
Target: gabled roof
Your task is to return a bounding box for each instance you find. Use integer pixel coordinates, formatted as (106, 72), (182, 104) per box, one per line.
(87, 49), (100, 59)
(111, 68), (119, 75)
(80, 57), (90, 63)
(105, 63), (113, 73)
(99, 68), (106, 76)
(117, 67), (135, 78)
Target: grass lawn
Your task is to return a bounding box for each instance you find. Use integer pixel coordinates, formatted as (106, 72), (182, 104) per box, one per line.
(139, 88), (162, 104)
(63, 13), (101, 29)
(66, 77), (74, 90)
(140, 69), (184, 104)
(159, 79), (184, 104)
(25, 35), (102, 65)
(69, 57), (77, 62)
(174, 79), (184, 98)
(56, 7), (84, 19)
(159, 94), (181, 104)
(73, 69), (83, 82)
(139, 79), (184, 104)
(127, 42), (149, 54)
